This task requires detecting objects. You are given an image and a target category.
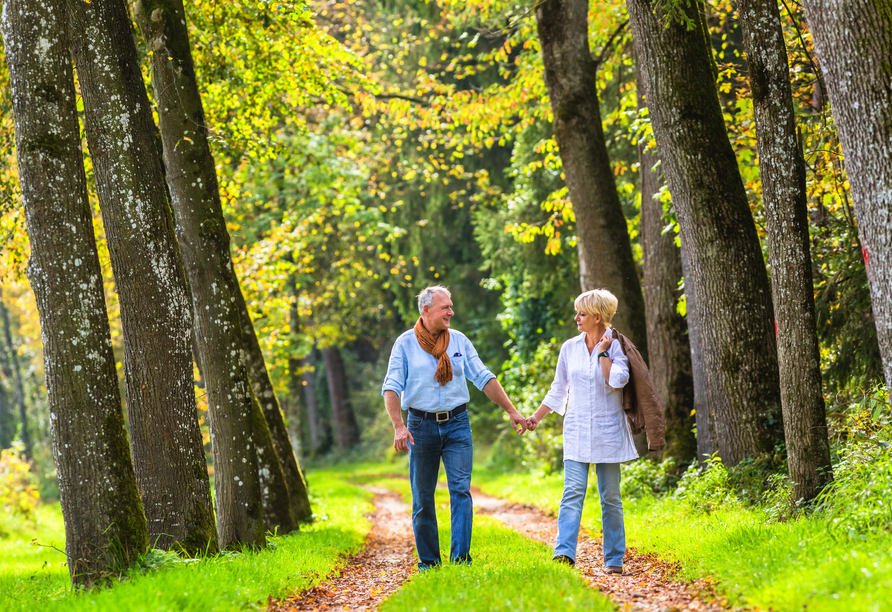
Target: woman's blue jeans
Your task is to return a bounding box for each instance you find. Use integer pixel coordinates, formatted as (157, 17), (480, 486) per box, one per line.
(407, 409), (474, 570)
(554, 460), (625, 567)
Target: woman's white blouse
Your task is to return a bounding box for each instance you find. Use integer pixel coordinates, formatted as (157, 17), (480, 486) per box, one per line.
(541, 333), (638, 464)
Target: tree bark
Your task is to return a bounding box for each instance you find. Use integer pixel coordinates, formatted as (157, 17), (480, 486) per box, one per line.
(738, 0), (832, 500)
(323, 347), (359, 451)
(1, 0), (149, 584)
(250, 383), (299, 534)
(233, 264), (312, 521)
(625, 0), (784, 464)
(66, 0), (219, 553)
(287, 290), (304, 462)
(0, 295), (31, 458)
(534, 0), (649, 358)
(637, 78), (696, 463)
(802, 0), (892, 394)
(131, 0), (273, 546)
(0, 364), (12, 450)
(303, 347), (323, 455)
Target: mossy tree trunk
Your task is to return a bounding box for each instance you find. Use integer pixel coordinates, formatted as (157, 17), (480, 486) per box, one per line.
(625, 0), (784, 464)
(738, 0), (832, 500)
(131, 0), (271, 547)
(323, 347), (359, 451)
(534, 0), (649, 358)
(1, 0), (149, 584)
(66, 0), (218, 554)
(636, 73), (696, 463)
(232, 263), (312, 521)
(0, 295), (31, 458)
(802, 0), (892, 394)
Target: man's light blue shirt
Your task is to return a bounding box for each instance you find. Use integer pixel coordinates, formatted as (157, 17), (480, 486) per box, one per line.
(381, 328), (496, 412)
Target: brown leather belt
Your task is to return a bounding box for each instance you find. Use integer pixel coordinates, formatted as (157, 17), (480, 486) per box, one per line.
(408, 403), (467, 423)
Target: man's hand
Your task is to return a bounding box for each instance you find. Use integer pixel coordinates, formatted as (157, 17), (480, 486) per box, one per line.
(509, 411), (527, 435)
(525, 415), (540, 431)
(394, 424), (415, 452)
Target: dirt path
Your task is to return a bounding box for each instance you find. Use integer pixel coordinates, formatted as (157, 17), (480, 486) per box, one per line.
(473, 489), (731, 612)
(268, 486), (416, 612)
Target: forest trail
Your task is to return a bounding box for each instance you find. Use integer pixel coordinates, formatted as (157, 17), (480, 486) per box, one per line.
(268, 481), (734, 612)
(268, 486), (416, 612)
(473, 488), (732, 612)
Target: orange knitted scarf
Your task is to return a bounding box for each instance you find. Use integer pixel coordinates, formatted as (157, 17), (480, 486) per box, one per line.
(414, 317), (453, 386)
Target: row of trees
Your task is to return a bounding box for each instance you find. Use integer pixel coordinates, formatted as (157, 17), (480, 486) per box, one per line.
(1, 0), (312, 585)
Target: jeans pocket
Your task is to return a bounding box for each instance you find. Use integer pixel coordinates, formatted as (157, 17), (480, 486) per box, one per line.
(407, 415), (422, 430)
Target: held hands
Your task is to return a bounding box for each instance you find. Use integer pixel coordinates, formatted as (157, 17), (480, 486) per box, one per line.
(525, 415), (540, 431)
(509, 411), (528, 435)
(393, 424), (414, 452)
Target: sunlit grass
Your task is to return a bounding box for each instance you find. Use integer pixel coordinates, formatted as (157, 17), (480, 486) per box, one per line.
(0, 472), (373, 612)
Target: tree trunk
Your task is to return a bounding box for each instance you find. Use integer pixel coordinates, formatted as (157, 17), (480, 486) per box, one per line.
(66, 0), (219, 553)
(1, 0), (149, 584)
(0, 366), (12, 450)
(802, 0), (892, 394)
(738, 0), (832, 500)
(625, 0), (784, 464)
(323, 347), (359, 451)
(534, 0), (649, 357)
(250, 384), (299, 534)
(303, 347), (323, 455)
(233, 263), (312, 521)
(637, 77), (697, 463)
(287, 290), (304, 462)
(0, 295), (31, 458)
(131, 0), (272, 547)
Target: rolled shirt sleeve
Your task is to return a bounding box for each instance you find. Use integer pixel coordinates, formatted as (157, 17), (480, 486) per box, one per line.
(542, 343), (570, 415)
(381, 337), (408, 396)
(462, 335), (496, 391)
(607, 338), (630, 389)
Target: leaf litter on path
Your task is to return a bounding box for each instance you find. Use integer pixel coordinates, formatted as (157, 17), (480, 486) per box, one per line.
(473, 488), (739, 612)
(268, 486), (416, 612)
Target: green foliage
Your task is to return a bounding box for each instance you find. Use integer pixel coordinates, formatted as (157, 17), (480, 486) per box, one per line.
(672, 455), (740, 513)
(619, 456), (679, 501)
(0, 442), (39, 533)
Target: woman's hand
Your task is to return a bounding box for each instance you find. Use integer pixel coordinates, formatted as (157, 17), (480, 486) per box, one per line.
(525, 415), (540, 431)
(596, 331), (613, 354)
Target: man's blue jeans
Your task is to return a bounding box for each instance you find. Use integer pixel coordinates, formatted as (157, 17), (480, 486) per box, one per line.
(407, 408), (474, 570)
(554, 460), (625, 567)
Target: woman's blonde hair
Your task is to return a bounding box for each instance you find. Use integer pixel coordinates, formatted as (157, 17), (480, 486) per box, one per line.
(574, 289), (618, 327)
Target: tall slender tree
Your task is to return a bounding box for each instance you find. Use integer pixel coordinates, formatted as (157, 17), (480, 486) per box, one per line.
(323, 347), (359, 451)
(250, 385), (299, 533)
(738, 0), (831, 499)
(534, 0), (649, 357)
(0, 294), (31, 458)
(625, 0), (784, 464)
(132, 0), (291, 541)
(636, 78), (696, 462)
(66, 0), (220, 553)
(802, 0), (892, 393)
(1, 0), (148, 583)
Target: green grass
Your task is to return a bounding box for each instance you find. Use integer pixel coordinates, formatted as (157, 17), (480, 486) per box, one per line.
(0, 471), (373, 612)
(473, 466), (892, 612)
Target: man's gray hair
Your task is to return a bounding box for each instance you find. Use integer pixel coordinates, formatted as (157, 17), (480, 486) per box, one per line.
(417, 286), (451, 315)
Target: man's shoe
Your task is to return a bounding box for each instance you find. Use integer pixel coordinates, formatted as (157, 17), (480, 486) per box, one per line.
(605, 565), (623, 575)
(553, 555), (575, 566)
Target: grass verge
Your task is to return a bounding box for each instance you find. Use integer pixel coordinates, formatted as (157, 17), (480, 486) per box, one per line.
(473, 466), (892, 612)
(0, 471), (373, 612)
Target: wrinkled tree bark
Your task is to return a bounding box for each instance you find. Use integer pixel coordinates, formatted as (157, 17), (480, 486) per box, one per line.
(738, 0), (832, 500)
(1, 0), (148, 584)
(625, 0), (784, 464)
(232, 266), (312, 521)
(132, 0), (272, 546)
(66, 0), (219, 553)
(250, 385), (299, 534)
(535, 0), (649, 357)
(0, 295), (31, 458)
(802, 0), (892, 394)
(637, 79), (696, 463)
(323, 347), (359, 451)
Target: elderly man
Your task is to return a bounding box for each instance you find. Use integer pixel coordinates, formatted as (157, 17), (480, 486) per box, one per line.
(382, 286), (526, 569)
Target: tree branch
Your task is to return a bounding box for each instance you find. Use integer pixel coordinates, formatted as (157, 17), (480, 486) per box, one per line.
(592, 19), (629, 69)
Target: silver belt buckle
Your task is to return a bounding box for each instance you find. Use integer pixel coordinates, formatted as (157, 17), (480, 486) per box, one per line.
(435, 410), (450, 423)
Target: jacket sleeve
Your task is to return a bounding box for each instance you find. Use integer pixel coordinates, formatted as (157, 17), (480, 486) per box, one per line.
(542, 343), (570, 415)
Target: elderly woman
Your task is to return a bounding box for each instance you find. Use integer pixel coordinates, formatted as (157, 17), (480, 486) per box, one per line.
(526, 289), (637, 575)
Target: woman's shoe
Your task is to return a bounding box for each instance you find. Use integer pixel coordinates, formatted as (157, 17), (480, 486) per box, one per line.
(605, 565), (623, 574)
(553, 555), (575, 566)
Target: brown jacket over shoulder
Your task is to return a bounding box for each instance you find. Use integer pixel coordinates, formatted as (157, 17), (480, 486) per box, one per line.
(612, 328), (665, 451)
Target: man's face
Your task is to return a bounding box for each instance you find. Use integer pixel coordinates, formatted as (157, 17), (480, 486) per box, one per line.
(423, 292), (454, 333)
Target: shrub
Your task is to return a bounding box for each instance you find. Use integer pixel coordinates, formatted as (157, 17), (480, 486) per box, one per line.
(672, 454), (739, 513)
(620, 456), (678, 501)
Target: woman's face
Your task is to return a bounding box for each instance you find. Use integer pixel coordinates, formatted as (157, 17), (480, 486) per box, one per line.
(575, 310), (601, 334)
